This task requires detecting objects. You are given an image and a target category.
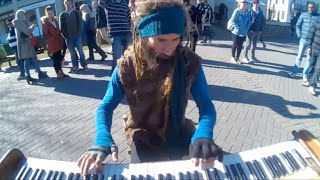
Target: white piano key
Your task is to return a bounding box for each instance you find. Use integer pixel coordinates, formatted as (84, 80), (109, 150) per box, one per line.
(146, 161), (154, 179)
(276, 153), (293, 175)
(214, 160), (227, 180)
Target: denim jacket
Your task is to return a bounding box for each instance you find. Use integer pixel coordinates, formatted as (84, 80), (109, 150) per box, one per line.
(229, 8), (251, 37)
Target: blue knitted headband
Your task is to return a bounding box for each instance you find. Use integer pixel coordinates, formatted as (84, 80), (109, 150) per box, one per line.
(137, 6), (186, 38)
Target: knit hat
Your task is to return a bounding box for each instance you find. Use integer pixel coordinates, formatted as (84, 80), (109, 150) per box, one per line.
(137, 6), (185, 38)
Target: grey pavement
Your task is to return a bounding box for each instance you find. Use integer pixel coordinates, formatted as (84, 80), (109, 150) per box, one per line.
(1, 27), (320, 164)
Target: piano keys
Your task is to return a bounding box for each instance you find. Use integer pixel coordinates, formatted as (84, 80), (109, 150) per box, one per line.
(1, 139), (319, 180)
(3, 128), (320, 180)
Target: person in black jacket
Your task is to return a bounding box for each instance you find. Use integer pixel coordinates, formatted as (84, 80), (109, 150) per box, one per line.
(242, 0), (265, 63)
(184, 0), (200, 52)
(92, 1), (112, 48)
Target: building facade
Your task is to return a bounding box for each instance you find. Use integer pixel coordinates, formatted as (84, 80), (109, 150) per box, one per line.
(267, 0), (319, 23)
(0, 0), (91, 43)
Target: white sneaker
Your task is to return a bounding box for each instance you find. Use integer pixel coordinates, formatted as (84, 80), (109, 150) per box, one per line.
(302, 81), (310, 87)
(309, 87), (316, 96)
(230, 57), (237, 64)
(302, 75), (308, 82)
(242, 57), (250, 64)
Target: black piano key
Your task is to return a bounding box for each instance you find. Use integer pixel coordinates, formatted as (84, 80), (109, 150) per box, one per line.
(50, 171), (59, 180)
(230, 164), (240, 180)
(35, 169), (45, 180)
(66, 172), (74, 180)
(111, 174), (117, 180)
(186, 171), (193, 180)
(245, 162), (258, 179)
(262, 157), (277, 178)
(236, 163), (248, 180)
(131, 175), (137, 180)
(98, 174), (104, 180)
(179, 172), (184, 179)
(285, 151), (301, 170)
(120, 174), (127, 180)
(205, 169), (214, 180)
(266, 156), (282, 177)
(166, 173), (173, 180)
(44, 170), (53, 180)
(158, 174), (165, 180)
(272, 155), (288, 176)
(16, 166), (27, 180)
(292, 149), (308, 167)
(21, 167), (33, 179)
(85, 174), (90, 180)
(56, 171), (65, 180)
(90, 174), (98, 180)
(280, 153), (295, 172)
(214, 168), (221, 180)
(30, 168), (40, 180)
(252, 160), (267, 179)
(224, 165), (233, 180)
(194, 170), (204, 180)
(146, 174), (152, 180)
(74, 173), (81, 180)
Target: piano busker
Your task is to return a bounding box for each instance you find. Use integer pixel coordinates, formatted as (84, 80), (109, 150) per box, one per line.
(77, 0), (223, 175)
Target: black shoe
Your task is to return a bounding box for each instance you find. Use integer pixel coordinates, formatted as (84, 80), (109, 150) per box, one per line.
(26, 76), (36, 84)
(100, 54), (107, 61)
(38, 72), (49, 79)
(17, 75), (26, 81)
(86, 57), (94, 61)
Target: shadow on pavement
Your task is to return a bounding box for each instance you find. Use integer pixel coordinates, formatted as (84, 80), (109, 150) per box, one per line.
(208, 85), (319, 120)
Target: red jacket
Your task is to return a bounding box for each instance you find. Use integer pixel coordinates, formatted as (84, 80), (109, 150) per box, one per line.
(41, 16), (63, 57)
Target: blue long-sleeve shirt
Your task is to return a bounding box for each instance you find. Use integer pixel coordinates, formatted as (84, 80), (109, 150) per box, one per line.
(95, 66), (216, 148)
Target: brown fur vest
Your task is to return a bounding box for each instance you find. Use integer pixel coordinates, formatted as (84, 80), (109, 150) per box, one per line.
(117, 45), (202, 148)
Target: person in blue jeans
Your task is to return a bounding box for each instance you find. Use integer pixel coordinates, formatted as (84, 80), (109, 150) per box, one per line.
(77, 0), (222, 176)
(13, 10), (48, 84)
(59, 0), (88, 73)
(99, 0), (132, 72)
(290, 2), (319, 82)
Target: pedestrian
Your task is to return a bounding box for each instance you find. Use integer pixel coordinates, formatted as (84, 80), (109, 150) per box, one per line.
(99, 0), (132, 72)
(242, 0), (266, 63)
(59, 0), (88, 73)
(77, 0), (222, 175)
(197, 0), (213, 43)
(290, 2), (319, 82)
(80, 4), (108, 61)
(227, 0), (251, 64)
(184, 0), (200, 52)
(92, 0), (112, 48)
(41, 6), (69, 79)
(13, 10), (48, 84)
(6, 18), (25, 80)
(303, 20), (320, 96)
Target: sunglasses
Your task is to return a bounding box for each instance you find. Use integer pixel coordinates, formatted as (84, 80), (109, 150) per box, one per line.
(253, 2), (259, 4)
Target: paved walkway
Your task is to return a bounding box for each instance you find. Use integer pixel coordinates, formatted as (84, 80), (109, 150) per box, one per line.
(1, 27), (319, 164)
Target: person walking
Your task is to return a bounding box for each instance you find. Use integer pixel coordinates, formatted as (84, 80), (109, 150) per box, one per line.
(13, 10), (48, 84)
(59, 0), (88, 73)
(92, 1), (112, 48)
(184, 0), (200, 52)
(290, 2), (319, 82)
(227, 0), (251, 64)
(80, 4), (108, 61)
(41, 6), (69, 79)
(242, 0), (266, 63)
(6, 18), (25, 80)
(99, 0), (132, 72)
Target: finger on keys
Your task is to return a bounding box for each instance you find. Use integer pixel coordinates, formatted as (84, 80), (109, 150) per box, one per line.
(111, 151), (118, 162)
(201, 157), (215, 165)
(77, 154), (85, 168)
(82, 155), (96, 176)
(95, 154), (105, 172)
(192, 158), (200, 167)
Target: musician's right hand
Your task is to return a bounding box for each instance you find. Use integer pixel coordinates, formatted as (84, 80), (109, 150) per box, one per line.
(77, 145), (118, 175)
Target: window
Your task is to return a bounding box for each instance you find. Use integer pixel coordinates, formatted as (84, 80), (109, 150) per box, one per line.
(281, 11), (285, 19)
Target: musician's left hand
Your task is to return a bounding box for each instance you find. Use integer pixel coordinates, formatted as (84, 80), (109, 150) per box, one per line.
(189, 138), (223, 167)
(77, 145), (118, 175)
